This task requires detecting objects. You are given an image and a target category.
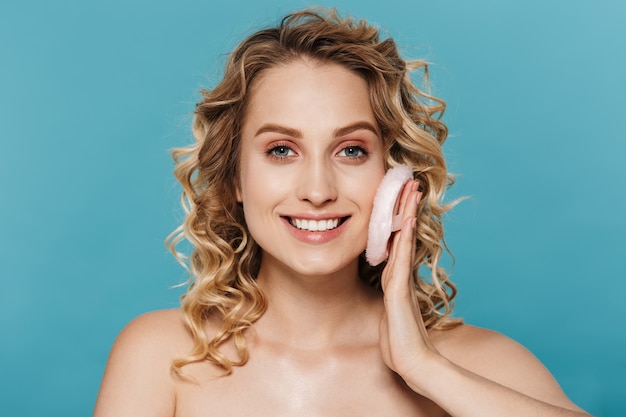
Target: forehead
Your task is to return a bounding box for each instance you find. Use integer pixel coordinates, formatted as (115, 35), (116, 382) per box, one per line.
(243, 59), (376, 129)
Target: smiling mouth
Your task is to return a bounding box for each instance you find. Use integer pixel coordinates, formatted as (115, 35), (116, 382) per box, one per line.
(287, 217), (348, 232)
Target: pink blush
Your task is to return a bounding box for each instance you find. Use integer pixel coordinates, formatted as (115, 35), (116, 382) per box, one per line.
(365, 165), (413, 266)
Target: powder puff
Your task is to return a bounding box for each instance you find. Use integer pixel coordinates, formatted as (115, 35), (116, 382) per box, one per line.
(365, 164), (413, 266)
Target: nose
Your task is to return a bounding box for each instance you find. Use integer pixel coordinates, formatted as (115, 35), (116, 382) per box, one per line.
(297, 158), (338, 206)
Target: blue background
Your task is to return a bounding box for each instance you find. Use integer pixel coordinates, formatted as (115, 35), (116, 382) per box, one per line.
(1, 1), (624, 415)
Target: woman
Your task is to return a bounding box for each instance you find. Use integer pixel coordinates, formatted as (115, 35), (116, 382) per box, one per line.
(94, 9), (591, 416)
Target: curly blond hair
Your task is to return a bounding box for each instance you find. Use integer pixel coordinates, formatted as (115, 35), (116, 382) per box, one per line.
(166, 8), (461, 376)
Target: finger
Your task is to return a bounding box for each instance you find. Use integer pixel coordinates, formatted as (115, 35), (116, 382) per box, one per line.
(383, 215), (417, 294)
(392, 180), (419, 231)
(395, 217), (416, 269)
(396, 180), (416, 217)
(387, 186), (420, 262)
(394, 181), (409, 216)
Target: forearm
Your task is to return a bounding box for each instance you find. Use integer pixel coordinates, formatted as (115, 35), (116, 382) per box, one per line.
(402, 354), (591, 417)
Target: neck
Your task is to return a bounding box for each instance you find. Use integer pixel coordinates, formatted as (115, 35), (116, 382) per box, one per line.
(252, 256), (382, 350)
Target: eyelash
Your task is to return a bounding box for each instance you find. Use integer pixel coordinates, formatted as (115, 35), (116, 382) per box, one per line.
(264, 143), (369, 161)
(337, 145), (368, 160)
(265, 142), (296, 160)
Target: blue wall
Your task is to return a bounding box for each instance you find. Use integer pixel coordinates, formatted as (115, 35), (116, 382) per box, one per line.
(1, 1), (624, 415)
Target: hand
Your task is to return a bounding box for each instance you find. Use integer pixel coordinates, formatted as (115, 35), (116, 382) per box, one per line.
(379, 180), (438, 385)
(378, 184), (592, 416)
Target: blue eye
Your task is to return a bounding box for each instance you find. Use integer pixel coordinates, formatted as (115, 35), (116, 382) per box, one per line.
(267, 145), (296, 158)
(337, 146), (367, 158)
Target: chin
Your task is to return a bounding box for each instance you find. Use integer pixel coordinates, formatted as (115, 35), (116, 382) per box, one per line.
(286, 253), (360, 277)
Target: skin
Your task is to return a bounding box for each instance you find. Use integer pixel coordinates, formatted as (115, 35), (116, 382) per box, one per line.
(93, 60), (591, 417)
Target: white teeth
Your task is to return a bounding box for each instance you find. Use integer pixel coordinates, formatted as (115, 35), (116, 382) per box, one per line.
(290, 218), (340, 231)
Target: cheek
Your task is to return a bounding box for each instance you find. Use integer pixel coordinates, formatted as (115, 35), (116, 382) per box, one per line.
(238, 163), (285, 204)
(237, 149), (261, 203)
(361, 168), (386, 208)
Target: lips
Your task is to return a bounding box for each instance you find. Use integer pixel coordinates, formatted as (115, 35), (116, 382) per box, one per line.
(287, 217), (348, 232)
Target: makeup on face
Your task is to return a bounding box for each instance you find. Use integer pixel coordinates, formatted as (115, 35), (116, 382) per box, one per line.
(237, 60), (386, 276)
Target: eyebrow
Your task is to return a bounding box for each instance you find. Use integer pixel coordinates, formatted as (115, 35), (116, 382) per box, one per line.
(334, 121), (379, 137)
(255, 124), (302, 138)
(254, 121), (379, 138)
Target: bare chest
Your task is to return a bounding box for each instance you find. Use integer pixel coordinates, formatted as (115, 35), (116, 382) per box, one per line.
(173, 345), (445, 417)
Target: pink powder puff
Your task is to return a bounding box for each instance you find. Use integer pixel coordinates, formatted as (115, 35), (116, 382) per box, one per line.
(365, 164), (413, 266)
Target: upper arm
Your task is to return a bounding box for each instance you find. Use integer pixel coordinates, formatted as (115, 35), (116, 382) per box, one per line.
(93, 310), (183, 417)
(434, 325), (586, 413)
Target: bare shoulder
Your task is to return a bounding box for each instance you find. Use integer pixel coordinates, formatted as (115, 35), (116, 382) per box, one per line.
(94, 309), (190, 417)
(429, 323), (549, 383)
(429, 324), (586, 412)
(429, 324), (538, 371)
(429, 323), (519, 359)
(115, 309), (190, 350)
(106, 309), (192, 367)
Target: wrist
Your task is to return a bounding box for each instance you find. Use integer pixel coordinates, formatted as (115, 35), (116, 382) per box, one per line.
(399, 350), (451, 397)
